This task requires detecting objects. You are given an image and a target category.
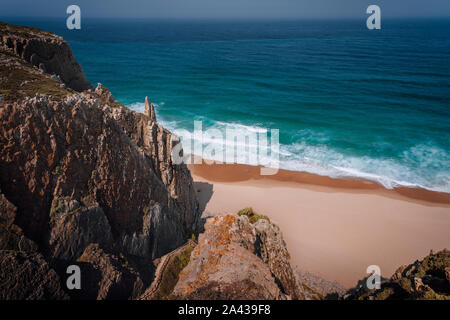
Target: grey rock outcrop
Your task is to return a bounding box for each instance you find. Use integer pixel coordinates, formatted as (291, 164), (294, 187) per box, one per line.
(48, 198), (114, 261)
(253, 218), (305, 299)
(172, 215), (305, 300)
(75, 244), (145, 300)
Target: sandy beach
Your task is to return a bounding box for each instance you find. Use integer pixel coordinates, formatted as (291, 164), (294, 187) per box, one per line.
(189, 162), (450, 288)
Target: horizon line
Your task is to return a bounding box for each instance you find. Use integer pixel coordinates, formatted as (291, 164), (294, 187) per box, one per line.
(2, 15), (450, 21)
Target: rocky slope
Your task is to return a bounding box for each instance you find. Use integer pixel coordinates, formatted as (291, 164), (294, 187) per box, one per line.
(296, 270), (346, 300)
(346, 249), (450, 300)
(171, 214), (305, 300)
(0, 22), (201, 299)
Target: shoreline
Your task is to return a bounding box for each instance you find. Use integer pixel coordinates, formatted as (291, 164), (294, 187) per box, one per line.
(188, 161), (450, 288)
(189, 161), (450, 206)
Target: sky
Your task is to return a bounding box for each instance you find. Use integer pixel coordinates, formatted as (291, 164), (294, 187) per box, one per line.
(1, 0), (450, 19)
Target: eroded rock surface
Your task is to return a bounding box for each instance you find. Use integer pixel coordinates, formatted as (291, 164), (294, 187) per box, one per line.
(0, 22), (201, 300)
(172, 215), (305, 300)
(0, 251), (69, 300)
(253, 218), (304, 299)
(0, 22), (92, 91)
(74, 244), (145, 300)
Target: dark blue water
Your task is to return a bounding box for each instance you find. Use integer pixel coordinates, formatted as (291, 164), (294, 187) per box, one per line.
(4, 17), (450, 191)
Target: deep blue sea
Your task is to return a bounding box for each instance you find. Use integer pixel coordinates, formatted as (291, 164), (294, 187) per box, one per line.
(4, 17), (450, 192)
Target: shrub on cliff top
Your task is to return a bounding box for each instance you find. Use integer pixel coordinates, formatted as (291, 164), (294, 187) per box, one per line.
(237, 208), (270, 224)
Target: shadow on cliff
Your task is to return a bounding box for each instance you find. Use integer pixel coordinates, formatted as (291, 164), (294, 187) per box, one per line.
(194, 181), (214, 214)
(343, 275), (390, 300)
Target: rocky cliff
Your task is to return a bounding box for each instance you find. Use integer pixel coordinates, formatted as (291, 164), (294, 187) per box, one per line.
(0, 22), (201, 299)
(0, 22), (92, 91)
(1, 22), (447, 301)
(172, 214), (305, 300)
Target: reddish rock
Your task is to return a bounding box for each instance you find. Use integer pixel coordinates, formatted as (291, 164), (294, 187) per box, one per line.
(0, 22), (92, 91)
(173, 215), (305, 300)
(0, 22), (201, 300)
(0, 85), (200, 262)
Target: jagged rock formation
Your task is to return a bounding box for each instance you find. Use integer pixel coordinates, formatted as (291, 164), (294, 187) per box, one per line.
(74, 244), (145, 300)
(0, 191), (68, 300)
(253, 218), (304, 299)
(172, 215), (305, 300)
(144, 96), (156, 122)
(48, 198), (114, 261)
(0, 191), (38, 254)
(0, 22), (92, 91)
(0, 22), (201, 300)
(346, 249), (450, 300)
(3, 21), (446, 302)
(0, 89), (200, 260)
(0, 251), (69, 300)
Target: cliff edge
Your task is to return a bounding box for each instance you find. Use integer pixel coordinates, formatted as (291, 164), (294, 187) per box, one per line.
(0, 22), (92, 91)
(171, 214), (305, 300)
(0, 22), (201, 299)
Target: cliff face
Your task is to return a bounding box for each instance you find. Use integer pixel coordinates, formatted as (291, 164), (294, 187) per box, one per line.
(0, 22), (201, 299)
(0, 22), (92, 91)
(0, 190), (68, 300)
(4, 21), (447, 302)
(172, 215), (305, 300)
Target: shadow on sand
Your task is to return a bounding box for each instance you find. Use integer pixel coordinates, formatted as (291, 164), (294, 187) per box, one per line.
(194, 181), (214, 215)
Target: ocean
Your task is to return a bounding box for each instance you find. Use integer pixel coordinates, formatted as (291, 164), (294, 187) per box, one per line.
(4, 17), (450, 192)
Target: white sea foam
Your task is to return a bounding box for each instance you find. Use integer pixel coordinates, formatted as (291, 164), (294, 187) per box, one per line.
(278, 142), (450, 193)
(126, 102), (450, 193)
(127, 101), (146, 113)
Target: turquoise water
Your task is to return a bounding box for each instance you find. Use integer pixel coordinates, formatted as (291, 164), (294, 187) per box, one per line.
(5, 18), (450, 192)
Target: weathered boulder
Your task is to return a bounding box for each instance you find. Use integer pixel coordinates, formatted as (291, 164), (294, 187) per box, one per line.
(172, 215), (304, 300)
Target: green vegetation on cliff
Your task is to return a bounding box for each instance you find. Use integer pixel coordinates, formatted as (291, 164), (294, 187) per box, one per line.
(351, 249), (450, 300)
(237, 207), (270, 224)
(151, 244), (195, 300)
(0, 64), (72, 102)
